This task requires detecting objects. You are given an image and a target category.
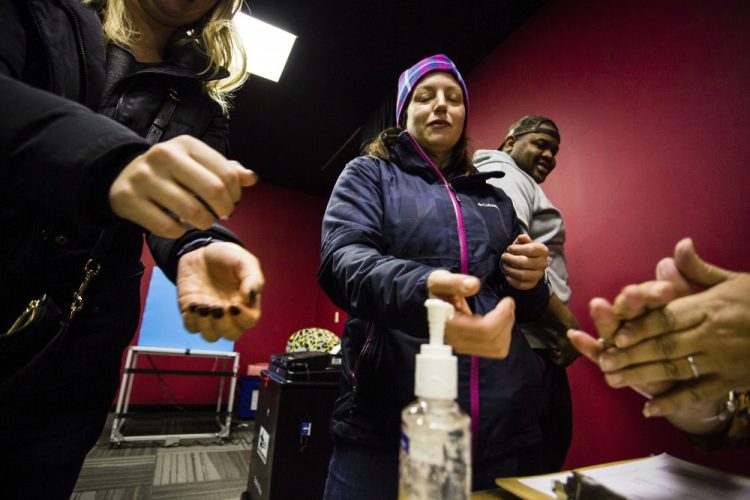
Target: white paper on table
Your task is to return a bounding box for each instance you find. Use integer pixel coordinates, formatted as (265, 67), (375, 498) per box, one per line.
(518, 453), (750, 499)
(517, 470), (571, 497)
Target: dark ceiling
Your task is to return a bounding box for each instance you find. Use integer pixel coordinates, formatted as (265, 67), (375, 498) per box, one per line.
(230, 0), (546, 196)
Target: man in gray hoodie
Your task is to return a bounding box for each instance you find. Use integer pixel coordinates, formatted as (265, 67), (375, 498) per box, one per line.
(473, 115), (578, 472)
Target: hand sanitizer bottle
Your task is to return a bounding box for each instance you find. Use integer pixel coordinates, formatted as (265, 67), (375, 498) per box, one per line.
(399, 299), (471, 499)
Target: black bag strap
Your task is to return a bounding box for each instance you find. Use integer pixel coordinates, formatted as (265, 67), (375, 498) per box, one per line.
(145, 88), (181, 145)
(79, 84), (180, 308)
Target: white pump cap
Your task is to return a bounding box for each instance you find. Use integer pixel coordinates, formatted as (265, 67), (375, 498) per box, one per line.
(415, 299), (457, 400)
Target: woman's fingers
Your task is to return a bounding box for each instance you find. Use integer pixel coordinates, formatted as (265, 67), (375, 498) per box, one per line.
(611, 281), (677, 320)
(602, 353), (709, 388)
(643, 376), (730, 417)
(427, 270), (480, 297)
(589, 297), (620, 345)
(445, 297), (514, 359)
(176, 243), (264, 342)
(611, 293), (708, 348)
(598, 326), (706, 372)
(566, 329), (603, 363)
(174, 136), (249, 205)
(181, 302), (253, 341)
(109, 136), (254, 236)
(655, 257), (693, 297)
(673, 238), (733, 288)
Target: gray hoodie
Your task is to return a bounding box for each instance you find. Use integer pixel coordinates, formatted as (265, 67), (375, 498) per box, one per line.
(473, 149), (571, 304)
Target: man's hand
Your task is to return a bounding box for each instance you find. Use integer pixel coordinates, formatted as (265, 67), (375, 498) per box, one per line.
(176, 241), (264, 342)
(109, 135), (257, 238)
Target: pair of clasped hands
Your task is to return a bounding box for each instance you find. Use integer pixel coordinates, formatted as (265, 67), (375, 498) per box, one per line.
(567, 238), (750, 432)
(427, 234), (549, 359)
(109, 136), (264, 342)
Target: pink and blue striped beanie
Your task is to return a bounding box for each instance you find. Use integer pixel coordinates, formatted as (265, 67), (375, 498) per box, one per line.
(396, 54), (469, 128)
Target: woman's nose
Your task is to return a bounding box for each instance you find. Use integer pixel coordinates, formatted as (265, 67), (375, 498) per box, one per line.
(434, 93), (447, 112)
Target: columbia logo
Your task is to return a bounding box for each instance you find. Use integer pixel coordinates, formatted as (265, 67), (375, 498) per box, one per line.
(477, 202), (499, 210)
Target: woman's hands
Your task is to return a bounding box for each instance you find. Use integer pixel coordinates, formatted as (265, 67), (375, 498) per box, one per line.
(176, 241), (264, 342)
(568, 238), (750, 429)
(112, 136), (263, 342)
(423, 233), (549, 359)
(501, 234), (549, 290)
(427, 269), (515, 359)
(109, 135), (257, 238)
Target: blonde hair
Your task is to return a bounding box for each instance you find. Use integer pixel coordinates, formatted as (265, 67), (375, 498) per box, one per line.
(84, 0), (248, 114)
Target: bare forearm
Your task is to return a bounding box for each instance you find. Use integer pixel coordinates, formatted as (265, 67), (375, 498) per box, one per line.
(528, 293), (580, 366)
(540, 293), (580, 331)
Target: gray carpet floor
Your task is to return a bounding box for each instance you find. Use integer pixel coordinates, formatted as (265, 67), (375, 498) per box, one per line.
(72, 413), (255, 500)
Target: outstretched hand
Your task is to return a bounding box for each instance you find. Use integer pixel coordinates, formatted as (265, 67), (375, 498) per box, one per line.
(501, 234), (548, 290)
(109, 135), (258, 238)
(427, 269), (515, 359)
(176, 241), (264, 342)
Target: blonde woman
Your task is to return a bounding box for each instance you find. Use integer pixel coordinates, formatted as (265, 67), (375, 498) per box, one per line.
(89, 0), (248, 120)
(0, 1), (261, 497)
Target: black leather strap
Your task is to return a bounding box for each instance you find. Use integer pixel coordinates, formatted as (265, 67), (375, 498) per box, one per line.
(145, 88), (180, 145)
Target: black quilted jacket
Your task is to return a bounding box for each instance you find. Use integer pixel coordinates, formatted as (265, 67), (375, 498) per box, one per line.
(0, 0), (240, 332)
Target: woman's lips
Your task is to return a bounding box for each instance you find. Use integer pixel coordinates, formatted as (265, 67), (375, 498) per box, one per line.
(427, 120), (450, 127)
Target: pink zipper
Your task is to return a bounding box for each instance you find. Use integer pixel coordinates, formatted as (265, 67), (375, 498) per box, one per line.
(405, 133), (478, 455)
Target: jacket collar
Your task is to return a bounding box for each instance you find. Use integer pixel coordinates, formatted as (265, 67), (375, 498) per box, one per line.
(390, 131), (504, 185)
(106, 43), (230, 83)
(164, 42), (231, 81)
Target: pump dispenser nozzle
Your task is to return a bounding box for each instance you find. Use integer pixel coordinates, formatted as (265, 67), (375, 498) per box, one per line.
(414, 299), (457, 400)
(424, 298), (454, 346)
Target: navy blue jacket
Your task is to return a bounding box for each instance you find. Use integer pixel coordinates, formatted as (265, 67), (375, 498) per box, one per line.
(318, 131), (550, 461)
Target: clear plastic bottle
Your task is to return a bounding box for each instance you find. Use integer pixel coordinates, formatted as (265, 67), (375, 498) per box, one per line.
(399, 299), (471, 499)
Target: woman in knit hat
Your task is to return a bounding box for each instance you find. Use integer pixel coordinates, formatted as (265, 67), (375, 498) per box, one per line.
(317, 54), (551, 497)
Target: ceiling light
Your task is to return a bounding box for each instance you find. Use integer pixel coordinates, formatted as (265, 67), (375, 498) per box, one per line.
(233, 12), (296, 82)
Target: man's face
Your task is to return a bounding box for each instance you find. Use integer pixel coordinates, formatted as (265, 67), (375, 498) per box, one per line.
(506, 131), (560, 184)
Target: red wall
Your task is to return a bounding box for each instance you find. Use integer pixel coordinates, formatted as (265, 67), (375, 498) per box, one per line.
(129, 183), (345, 405)
(467, 0), (750, 474)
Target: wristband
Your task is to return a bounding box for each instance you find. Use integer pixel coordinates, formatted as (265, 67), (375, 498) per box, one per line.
(175, 236), (217, 260)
